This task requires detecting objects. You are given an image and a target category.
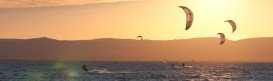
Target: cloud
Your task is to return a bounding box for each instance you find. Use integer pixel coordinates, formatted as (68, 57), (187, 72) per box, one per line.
(0, 0), (139, 8)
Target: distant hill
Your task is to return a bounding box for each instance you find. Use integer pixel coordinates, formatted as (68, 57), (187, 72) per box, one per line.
(0, 37), (273, 62)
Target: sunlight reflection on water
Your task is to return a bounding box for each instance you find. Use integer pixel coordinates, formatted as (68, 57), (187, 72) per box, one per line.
(0, 61), (273, 81)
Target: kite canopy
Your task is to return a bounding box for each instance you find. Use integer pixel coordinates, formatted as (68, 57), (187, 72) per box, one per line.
(217, 33), (226, 45)
(137, 36), (143, 40)
(225, 20), (237, 33)
(178, 6), (194, 30)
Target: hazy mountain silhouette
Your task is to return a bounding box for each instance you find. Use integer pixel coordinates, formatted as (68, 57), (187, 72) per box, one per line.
(0, 37), (273, 62)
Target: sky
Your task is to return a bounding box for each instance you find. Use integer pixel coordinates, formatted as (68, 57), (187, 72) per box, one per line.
(0, 0), (273, 40)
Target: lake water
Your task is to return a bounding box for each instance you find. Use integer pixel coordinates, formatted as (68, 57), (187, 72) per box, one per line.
(1, 61), (273, 81)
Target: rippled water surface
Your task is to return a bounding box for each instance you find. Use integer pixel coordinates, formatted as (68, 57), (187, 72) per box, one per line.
(1, 61), (273, 81)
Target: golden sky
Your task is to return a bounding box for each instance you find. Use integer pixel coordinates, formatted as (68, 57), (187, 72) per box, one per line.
(0, 0), (273, 40)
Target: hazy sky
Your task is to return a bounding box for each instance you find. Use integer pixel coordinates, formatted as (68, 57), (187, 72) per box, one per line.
(0, 0), (273, 40)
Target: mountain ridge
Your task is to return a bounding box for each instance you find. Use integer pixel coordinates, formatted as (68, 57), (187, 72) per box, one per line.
(0, 37), (273, 62)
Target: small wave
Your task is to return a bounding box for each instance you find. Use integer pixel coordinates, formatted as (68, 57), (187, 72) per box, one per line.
(87, 69), (113, 75)
(185, 66), (193, 68)
(171, 65), (193, 69)
(114, 70), (132, 74)
(86, 69), (132, 75)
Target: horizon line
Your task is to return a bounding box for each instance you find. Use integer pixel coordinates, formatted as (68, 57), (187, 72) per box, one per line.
(1, 60), (273, 63)
(1, 36), (273, 41)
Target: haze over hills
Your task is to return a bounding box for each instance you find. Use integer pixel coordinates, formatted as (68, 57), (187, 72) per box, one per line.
(0, 37), (273, 62)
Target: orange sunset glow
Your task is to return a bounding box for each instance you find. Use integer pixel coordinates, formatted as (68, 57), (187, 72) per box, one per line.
(2, 1), (273, 81)
(0, 0), (272, 40)
(0, 0), (273, 62)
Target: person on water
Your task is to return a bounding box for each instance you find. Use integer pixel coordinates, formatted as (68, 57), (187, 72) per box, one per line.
(182, 63), (185, 67)
(171, 64), (175, 67)
(82, 64), (89, 72)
